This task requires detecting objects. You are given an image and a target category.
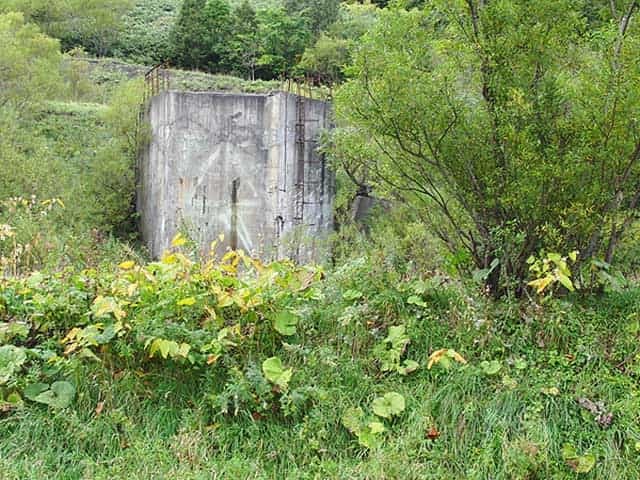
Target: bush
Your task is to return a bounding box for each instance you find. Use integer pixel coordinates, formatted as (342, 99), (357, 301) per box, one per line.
(334, 2), (640, 296)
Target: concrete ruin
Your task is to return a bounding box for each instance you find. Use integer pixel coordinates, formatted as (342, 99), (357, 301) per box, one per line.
(137, 90), (334, 261)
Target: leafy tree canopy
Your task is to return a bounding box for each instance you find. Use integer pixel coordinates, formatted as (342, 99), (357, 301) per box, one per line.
(0, 12), (62, 110)
(335, 0), (640, 295)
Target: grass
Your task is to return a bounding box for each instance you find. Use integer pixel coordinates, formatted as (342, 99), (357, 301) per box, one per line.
(73, 57), (331, 100)
(2, 267), (639, 479)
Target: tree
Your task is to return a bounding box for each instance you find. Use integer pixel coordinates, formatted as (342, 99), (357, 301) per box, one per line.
(335, 1), (640, 295)
(2, 0), (133, 56)
(112, 0), (181, 64)
(298, 34), (350, 84)
(284, 0), (340, 36)
(226, 0), (260, 79)
(0, 12), (62, 110)
(255, 7), (311, 79)
(297, 2), (379, 84)
(170, 0), (231, 72)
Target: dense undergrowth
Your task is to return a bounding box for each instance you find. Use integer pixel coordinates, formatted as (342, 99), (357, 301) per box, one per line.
(2, 231), (640, 478)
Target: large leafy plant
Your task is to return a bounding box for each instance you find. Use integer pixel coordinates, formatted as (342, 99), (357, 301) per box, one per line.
(0, 239), (323, 418)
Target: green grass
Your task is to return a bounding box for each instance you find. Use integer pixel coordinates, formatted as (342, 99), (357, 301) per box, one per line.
(74, 57), (330, 101)
(2, 271), (639, 479)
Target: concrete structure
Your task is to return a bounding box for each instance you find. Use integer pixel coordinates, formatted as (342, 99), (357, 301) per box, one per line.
(137, 90), (334, 261)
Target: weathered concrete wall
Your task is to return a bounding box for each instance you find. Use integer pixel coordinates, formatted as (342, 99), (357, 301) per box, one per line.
(138, 90), (334, 261)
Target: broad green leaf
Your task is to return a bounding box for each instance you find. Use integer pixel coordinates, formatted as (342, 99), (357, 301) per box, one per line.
(0, 345), (27, 384)
(357, 425), (383, 449)
(368, 421), (386, 434)
(0, 321), (29, 343)
(24, 383), (49, 401)
(372, 392), (405, 419)
(385, 325), (408, 349)
(557, 273), (574, 291)
(343, 289), (363, 301)
(6, 392), (22, 406)
(407, 295), (427, 307)
(94, 324), (117, 345)
(514, 358), (528, 370)
(398, 360), (419, 375)
(34, 381), (75, 409)
(273, 311), (299, 336)
(547, 253), (562, 263)
(341, 406), (365, 434)
(575, 454), (596, 473)
(480, 360), (502, 376)
(262, 356), (293, 389)
(562, 443), (596, 473)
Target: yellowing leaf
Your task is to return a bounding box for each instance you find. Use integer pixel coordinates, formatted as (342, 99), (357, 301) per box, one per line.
(427, 348), (467, 370)
(528, 276), (554, 294)
(161, 253), (178, 264)
(217, 292), (235, 308)
(148, 339), (191, 360)
(171, 233), (187, 247)
(177, 297), (196, 307)
(92, 296), (126, 321)
(118, 261), (135, 270)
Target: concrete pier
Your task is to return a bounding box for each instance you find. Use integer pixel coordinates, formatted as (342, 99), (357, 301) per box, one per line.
(137, 91), (334, 261)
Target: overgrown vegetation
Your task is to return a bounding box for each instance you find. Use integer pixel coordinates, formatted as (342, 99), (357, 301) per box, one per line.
(334, 0), (640, 295)
(2, 1), (640, 479)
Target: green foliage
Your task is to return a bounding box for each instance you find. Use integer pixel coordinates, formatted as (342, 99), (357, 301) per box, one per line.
(170, 0), (231, 71)
(225, 0), (260, 79)
(527, 251), (579, 296)
(0, 12), (62, 110)
(562, 443), (597, 474)
(341, 406), (386, 449)
(273, 311), (299, 336)
(91, 79), (147, 235)
(297, 2), (379, 84)
(3, 2), (640, 478)
(2, 0), (134, 56)
(284, 0), (340, 36)
(372, 325), (419, 375)
(371, 391), (405, 419)
(262, 356), (293, 389)
(334, 1), (640, 296)
(254, 6), (311, 78)
(297, 34), (350, 84)
(1, 244), (323, 418)
(0, 77), (143, 272)
(0, 345), (27, 384)
(112, 0), (180, 64)
(23, 380), (75, 408)
(342, 391), (406, 448)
